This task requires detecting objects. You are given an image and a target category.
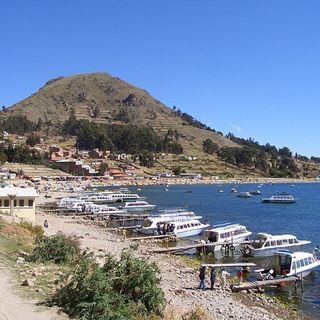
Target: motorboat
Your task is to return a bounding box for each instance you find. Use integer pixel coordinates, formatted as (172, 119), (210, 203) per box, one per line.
(94, 206), (127, 216)
(201, 223), (252, 251)
(230, 188), (237, 193)
(249, 190), (261, 195)
(140, 210), (202, 235)
(170, 219), (210, 238)
(236, 192), (252, 198)
(240, 233), (311, 257)
(84, 192), (143, 203)
(120, 201), (156, 212)
(255, 250), (320, 279)
(261, 192), (295, 203)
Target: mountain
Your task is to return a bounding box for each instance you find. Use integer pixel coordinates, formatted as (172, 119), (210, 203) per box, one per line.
(3, 72), (319, 178)
(3, 72), (238, 155)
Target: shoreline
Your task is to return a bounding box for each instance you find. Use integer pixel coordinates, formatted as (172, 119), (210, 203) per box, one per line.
(35, 212), (311, 320)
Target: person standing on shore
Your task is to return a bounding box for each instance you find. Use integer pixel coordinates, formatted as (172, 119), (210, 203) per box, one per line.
(237, 267), (243, 284)
(199, 266), (206, 290)
(43, 219), (48, 228)
(221, 268), (230, 289)
(210, 267), (216, 290)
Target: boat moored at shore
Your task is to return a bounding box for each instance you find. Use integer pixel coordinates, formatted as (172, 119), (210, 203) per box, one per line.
(255, 250), (320, 279)
(201, 223), (252, 251)
(240, 233), (311, 257)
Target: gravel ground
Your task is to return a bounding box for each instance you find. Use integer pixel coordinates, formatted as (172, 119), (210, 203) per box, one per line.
(36, 213), (310, 320)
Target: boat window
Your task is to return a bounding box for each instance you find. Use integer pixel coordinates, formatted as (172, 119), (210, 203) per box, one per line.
(184, 225), (187, 229)
(143, 220), (152, 227)
(277, 240), (282, 246)
(308, 257), (313, 264)
(294, 239), (298, 243)
(191, 223), (194, 227)
(300, 259), (305, 267)
(220, 233), (225, 239)
(304, 258), (309, 265)
(264, 241), (270, 247)
(296, 260), (301, 269)
(282, 239), (288, 245)
(288, 239), (294, 244)
(271, 240), (276, 246)
(187, 224), (190, 227)
(292, 262), (297, 270)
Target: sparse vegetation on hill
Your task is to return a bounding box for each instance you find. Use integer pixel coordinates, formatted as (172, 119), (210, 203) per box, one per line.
(63, 114), (183, 155)
(218, 133), (298, 177)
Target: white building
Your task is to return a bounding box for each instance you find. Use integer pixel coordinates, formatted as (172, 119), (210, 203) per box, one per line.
(0, 186), (38, 223)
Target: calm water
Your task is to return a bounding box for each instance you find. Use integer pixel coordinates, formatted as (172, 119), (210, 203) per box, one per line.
(133, 182), (320, 318)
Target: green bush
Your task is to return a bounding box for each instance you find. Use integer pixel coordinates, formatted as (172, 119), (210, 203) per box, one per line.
(53, 249), (165, 320)
(19, 221), (44, 238)
(27, 232), (80, 264)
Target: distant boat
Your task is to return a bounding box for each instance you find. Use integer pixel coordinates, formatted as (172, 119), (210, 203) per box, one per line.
(237, 192), (252, 198)
(230, 188), (237, 193)
(218, 189), (224, 193)
(249, 190), (261, 195)
(262, 192), (295, 203)
(184, 190), (192, 193)
(164, 188), (169, 192)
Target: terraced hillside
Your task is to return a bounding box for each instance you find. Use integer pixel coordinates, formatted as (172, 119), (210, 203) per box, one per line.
(3, 73), (238, 155)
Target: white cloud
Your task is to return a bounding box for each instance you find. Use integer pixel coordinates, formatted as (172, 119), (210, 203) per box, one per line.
(231, 125), (242, 133)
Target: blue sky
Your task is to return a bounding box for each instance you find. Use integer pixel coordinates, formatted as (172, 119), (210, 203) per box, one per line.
(1, 1), (320, 157)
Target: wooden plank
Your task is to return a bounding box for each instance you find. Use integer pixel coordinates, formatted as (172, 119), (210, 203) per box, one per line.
(150, 241), (235, 254)
(231, 276), (300, 292)
(130, 234), (176, 241)
(201, 263), (256, 268)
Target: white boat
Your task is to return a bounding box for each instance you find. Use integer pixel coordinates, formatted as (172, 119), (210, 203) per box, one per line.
(120, 201), (156, 212)
(249, 190), (261, 195)
(94, 206), (127, 216)
(240, 233), (311, 257)
(236, 192), (252, 198)
(255, 250), (320, 279)
(140, 211), (202, 235)
(262, 192), (295, 203)
(201, 224), (252, 251)
(171, 219), (210, 238)
(83, 192), (143, 203)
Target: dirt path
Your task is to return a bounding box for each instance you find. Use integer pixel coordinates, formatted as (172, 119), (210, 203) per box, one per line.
(0, 265), (65, 320)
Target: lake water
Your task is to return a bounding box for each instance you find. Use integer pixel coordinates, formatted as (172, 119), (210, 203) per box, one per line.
(134, 182), (320, 318)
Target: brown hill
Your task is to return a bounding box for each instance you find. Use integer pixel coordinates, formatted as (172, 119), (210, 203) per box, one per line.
(4, 72), (238, 155)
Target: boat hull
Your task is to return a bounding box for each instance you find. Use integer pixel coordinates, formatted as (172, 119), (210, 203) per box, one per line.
(175, 225), (209, 238)
(243, 241), (311, 257)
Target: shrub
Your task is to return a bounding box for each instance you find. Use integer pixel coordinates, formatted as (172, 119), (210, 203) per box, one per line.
(52, 249), (165, 320)
(27, 232), (80, 264)
(19, 221), (44, 238)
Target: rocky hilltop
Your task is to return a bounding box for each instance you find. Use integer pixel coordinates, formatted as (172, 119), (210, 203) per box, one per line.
(4, 72), (237, 154)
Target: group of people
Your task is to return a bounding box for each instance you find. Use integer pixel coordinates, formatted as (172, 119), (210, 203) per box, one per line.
(156, 223), (174, 235)
(199, 266), (244, 290)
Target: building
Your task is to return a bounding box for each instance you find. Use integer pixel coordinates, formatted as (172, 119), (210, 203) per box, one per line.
(0, 186), (38, 223)
(55, 160), (97, 176)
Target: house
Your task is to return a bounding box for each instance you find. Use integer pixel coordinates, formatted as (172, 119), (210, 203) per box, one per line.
(0, 186), (38, 223)
(50, 146), (74, 161)
(55, 160), (97, 176)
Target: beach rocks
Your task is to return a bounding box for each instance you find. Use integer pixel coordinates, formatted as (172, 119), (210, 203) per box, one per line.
(22, 278), (35, 287)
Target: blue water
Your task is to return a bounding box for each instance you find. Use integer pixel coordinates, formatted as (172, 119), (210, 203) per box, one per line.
(134, 183), (320, 318)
